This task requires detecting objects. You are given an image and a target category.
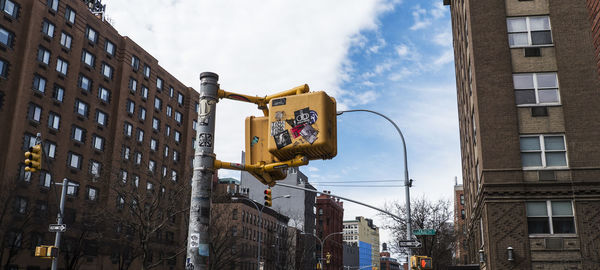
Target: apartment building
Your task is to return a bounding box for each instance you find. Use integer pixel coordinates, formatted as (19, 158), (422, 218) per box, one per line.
(0, 0), (198, 268)
(315, 190), (344, 270)
(453, 180), (467, 265)
(445, 0), (600, 269)
(343, 216), (380, 269)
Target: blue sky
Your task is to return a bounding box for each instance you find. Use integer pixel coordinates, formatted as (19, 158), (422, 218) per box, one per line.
(105, 0), (460, 253)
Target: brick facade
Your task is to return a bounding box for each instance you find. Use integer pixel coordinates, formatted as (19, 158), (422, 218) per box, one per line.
(316, 191), (344, 270)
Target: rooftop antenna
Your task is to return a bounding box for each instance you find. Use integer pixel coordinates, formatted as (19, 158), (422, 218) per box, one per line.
(83, 0), (106, 21)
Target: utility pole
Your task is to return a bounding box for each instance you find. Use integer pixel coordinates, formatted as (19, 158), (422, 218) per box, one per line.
(186, 72), (219, 270)
(51, 178), (68, 270)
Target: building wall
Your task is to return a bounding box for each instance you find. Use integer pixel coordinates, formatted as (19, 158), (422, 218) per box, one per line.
(587, 0), (600, 76)
(446, 0), (600, 269)
(0, 0), (198, 268)
(358, 241), (372, 269)
(343, 216), (380, 268)
(343, 243), (359, 269)
(316, 191), (344, 270)
(453, 184), (467, 264)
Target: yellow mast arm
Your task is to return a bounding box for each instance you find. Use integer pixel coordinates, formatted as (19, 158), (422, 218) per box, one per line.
(218, 84), (309, 116)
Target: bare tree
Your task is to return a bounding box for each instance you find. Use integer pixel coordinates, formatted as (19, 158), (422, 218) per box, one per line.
(380, 196), (455, 269)
(209, 197), (243, 270)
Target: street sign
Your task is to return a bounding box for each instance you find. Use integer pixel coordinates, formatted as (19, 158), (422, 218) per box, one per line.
(398, 240), (421, 248)
(413, 229), (436, 235)
(49, 224), (66, 233)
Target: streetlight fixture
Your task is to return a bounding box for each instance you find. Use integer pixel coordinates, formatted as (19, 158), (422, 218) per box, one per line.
(337, 109), (413, 260)
(302, 231), (344, 270)
(232, 194), (291, 270)
(507, 246), (514, 261)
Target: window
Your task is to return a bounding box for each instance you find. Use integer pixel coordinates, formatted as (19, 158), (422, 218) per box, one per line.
(507, 16), (552, 47)
(134, 152), (142, 165)
(171, 170), (177, 182)
(166, 106), (172, 117)
(95, 110), (107, 126)
(165, 125), (171, 137)
(164, 145), (169, 157)
(175, 111), (182, 124)
(0, 59), (6, 78)
(98, 86), (110, 103)
(52, 85), (64, 102)
(82, 50), (95, 67)
(174, 131), (181, 143)
(47, 0), (58, 11)
(92, 135), (104, 151)
(138, 107), (146, 121)
(78, 74), (92, 92)
(71, 125), (85, 143)
(143, 65), (150, 78)
(74, 99), (89, 117)
(117, 196), (125, 208)
(460, 195), (464, 205)
(123, 122), (133, 137)
(162, 166), (167, 177)
(44, 141), (56, 159)
(66, 181), (79, 196)
(177, 92), (184, 106)
(2, 0), (18, 18)
(56, 58), (68, 75)
(150, 138), (158, 151)
(169, 87), (174, 98)
(89, 160), (101, 177)
(154, 97), (162, 111)
(126, 99), (135, 115)
(87, 187), (98, 201)
(141, 85), (148, 99)
(86, 26), (98, 43)
(28, 103), (42, 122)
(152, 117), (160, 131)
(19, 164), (31, 182)
(65, 6), (76, 24)
(148, 160), (156, 173)
(37, 47), (51, 65)
(173, 150), (179, 162)
(48, 112), (60, 130)
(146, 182), (154, 192)
(68, 152), (82, 169)
(527, 201), (575, 234)
(520, 135), (567, 168)
(60, 32), (72, 49)
(193, 120), (197, 131)
(133, 175), (140, 187)
(40, 171), (51, 188)
(101, 62), (113, 79)
(121, 145), (130, 160)
(33, 75), (47, 93)
(128, 77), (138, 92)
(131, 56), (140, 70)
(513, 73), (559, 106)
(0, 26), (14, 47)
(14, 196), (27, 214)
(120, 169), (128, 183)
(156, 77), (163, 90)
(136, 129), (144, 143)
(105, 40), (115, 56)
(42, 20), (55, 38)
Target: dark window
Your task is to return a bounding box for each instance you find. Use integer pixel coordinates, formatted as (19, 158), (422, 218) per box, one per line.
(2, 0), (19, 18)
(78, 74), (92, 92)
(0, 26), (14, 47)
(105, 40), (115, 56)
(33, 75), (46, 93)
(86, 26), (98, 43)
(42, 20), (55, 38)
(65, 6), (76, 24)
(52, 85), (64, 102)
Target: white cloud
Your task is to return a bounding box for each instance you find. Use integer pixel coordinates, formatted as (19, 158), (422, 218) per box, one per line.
(410, 5), (430, 30)
(368, 37), (388, 54)
(395, 44), (410, 57)
(307, 167), (320, 172)
(433, 49), (455, 66)
(433, 28), (453, 47)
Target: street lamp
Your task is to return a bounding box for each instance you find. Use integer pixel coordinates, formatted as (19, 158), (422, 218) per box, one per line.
(232, 195), (291, 270)
(337, 109), (413, 261)
(302, 231), (344, 270)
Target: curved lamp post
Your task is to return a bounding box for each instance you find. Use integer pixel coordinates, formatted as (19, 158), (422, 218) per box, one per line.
(337, 109), (413, 262)
(302, 231), (344, 270)
(232, 195), (291, 270)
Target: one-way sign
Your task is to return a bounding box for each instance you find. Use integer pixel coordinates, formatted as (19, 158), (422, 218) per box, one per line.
(49, 224), (67, 233)
(398, 240), (421, 248)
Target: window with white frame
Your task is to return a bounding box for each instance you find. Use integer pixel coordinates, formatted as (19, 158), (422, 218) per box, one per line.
(92, 135), (104, 151)
(60, 32), (72, 49)
(514, 73), (559, 106)
(42, 20), (55, 38)
(87, 187), (98, 201)
(520, 134), (567, 168)
(47, 0), (58, 11)
(105, 40), (115, 56)
(138, 107), (146, 121)
(141, 85), (148, 99)
(52, 85), (64, 103)
(56, 58), (68, 75)
(165, 125), (171, 137)
(33, 75), (46, 93)
(68, 152), (82, 169)
(162, 166), (167, 177)
(171, 170), (177, 182)
(96, 110), (107, 126)
(527, 201), (575, 234)
(82, 50), (95, 67)
(123, 122), (133, 137)
(86, 26), (97, 43)
(78, 74), (92, 92)
(144, 65), (150, 78)
(37, 47), (50, 65)
(2, 0), (18, 18)
(71, 126), (85, 143)
(131, 56), (139, 70)
(134, 152), (142, 165)
(150, 138), (158, 151)
(65, 6), (75, 24)
(90, 160), (101, 177)
(154, 97), (162, 111)
(169, 87), (174, 98)
(136, 129), (144, 142)
(99, 86), (110, 103)
(152, 117), (160, 131)
(133, 175), (140, 188)
(174, 131), (181, 143)
(164, 145), (169, 157)
(507, 16), (552, 47)
(173, 150), (179, 162)
(66, 181), (79, 196)
(40, 171), (51, 188)
(129, 77), (137, 92)
(166, 105), (172, 117)
(156, 77), (163, 90)
(48, 112), (60, 130)
(101, 62), (113, 79)
(28, 103), (42, 122)
(177, 92), (184, 106)
(44, 141), (56, 159)
(74, 99), (88, 117)
(175, 111), (182, 124)
(126, 99), (135, 115)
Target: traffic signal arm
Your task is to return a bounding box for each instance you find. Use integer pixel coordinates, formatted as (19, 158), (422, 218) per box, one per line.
(218, 84), (309, 116)
(214, 155), (308, 186)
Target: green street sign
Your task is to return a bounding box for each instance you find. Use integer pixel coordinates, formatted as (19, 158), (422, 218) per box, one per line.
(413, 229), (436, 235)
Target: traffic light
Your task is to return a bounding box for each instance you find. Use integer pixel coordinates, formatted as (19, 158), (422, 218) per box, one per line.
(264, 188), (272, 207)
(24, 144), (42, 172)
(410, 255), (433, 270)
(35, 245), (58, 258)
(326, 252), (331, 264)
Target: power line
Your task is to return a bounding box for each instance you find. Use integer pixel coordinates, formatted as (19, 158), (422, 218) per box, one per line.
(311, 179), (403, 184)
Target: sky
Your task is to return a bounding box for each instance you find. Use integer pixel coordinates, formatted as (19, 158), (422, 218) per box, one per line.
(104, 0), (460, 256)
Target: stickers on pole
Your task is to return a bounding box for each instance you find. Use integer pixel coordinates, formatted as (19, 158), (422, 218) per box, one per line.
(270, 107), (319, 150)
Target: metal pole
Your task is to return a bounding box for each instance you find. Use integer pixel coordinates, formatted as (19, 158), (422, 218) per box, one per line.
(51, 178), (68, 270)
(186, 72), (219, 270)
(337, 109), (413, 263)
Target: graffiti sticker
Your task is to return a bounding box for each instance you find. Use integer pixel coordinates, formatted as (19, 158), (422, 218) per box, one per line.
(199, 133), (213, 147)
(251, 136), (259, 146)
(300, 125), (318, 144)
(189, 233), (200, 248)
(294, 107), (311, 126)
(198, 99), (216, 126)
(271, 121), (286, 136)
(275, 111), (285, 121)
(272, 98), (286, 106)
(290, 124), (305, 139)
(273, 130), (292, 149)
(309, 110), (318, 125)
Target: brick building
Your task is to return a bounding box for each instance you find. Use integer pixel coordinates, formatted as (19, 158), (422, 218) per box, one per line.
(315, 190), (343, 269)
(445, 0), (600, 269)
(453, 179), (467, 265)
(587, 0), (600, 76)
(0, 0), (198, 268)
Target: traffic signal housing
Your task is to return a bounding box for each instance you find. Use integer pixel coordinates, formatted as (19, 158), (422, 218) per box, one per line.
(410, 255), (433, 270)
(35, 245), (58, 258)
(24, 144), (42, 172)
(264, 188), (272, 207)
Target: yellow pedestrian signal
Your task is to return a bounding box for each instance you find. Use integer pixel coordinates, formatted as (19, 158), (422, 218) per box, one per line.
(35, 245), (58, 258)
(264, 188), (272, 207)
(410, 255), (433, 270)
(24, 144), (42, 172)
(326, 252), (331, 264)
